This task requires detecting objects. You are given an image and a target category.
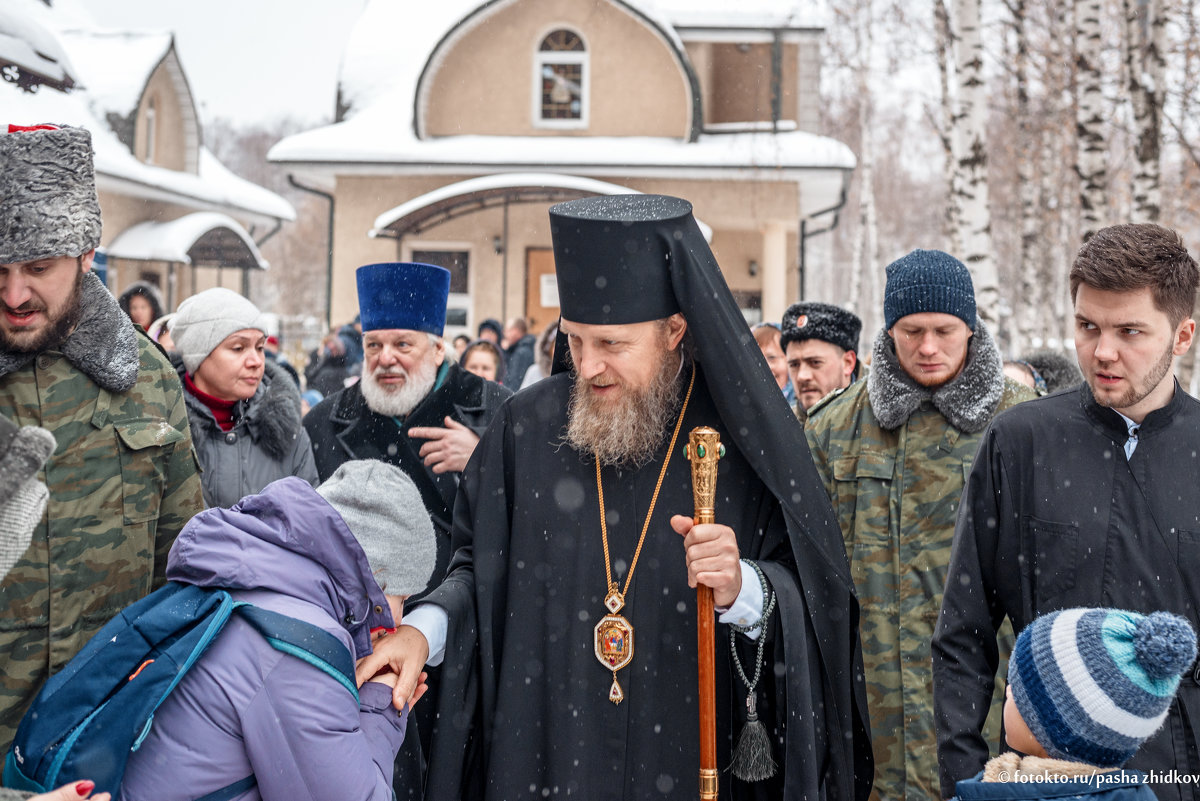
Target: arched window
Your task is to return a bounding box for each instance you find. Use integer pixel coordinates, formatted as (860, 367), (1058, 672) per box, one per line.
(534, 29), (586, 127)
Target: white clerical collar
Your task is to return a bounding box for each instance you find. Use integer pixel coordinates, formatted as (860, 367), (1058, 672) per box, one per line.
(1114, 410), (1140, 461)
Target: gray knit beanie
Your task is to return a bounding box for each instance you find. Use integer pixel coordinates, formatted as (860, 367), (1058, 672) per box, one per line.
(169, 288), (268, 374)
(883, 249), (977, 331)
(316, 460), (437, 596)
(0, 414), (56, 581)
(0, 124), (102, 263)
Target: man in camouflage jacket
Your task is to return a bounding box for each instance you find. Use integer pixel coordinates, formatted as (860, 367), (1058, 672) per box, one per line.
(805, 250), (1034, 801)
(0, 124), (203, 746)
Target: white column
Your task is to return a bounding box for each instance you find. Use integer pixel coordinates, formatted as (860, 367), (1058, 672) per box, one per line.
(760, 221), (788, 324)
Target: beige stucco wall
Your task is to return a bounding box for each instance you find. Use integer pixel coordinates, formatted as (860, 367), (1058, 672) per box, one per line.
(422, 0), (691, 138)
(134, 60), (188, 172)
(328, 174), (802, 331)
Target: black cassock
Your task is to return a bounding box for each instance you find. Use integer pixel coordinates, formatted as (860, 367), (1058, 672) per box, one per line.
(421, 366), (868, 801)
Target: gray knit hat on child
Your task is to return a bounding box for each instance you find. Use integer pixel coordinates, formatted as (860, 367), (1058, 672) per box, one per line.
(883, 249), (977, 331)
(0, 414), (56, 581)
(1009, 607), (1197, 767)
(316, 460), (437, 596)
(0, 125), (102, 263)
(169, 288), (268, 375)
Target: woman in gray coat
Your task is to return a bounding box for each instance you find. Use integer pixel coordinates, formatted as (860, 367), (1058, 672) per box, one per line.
(169, 288), (318, 508)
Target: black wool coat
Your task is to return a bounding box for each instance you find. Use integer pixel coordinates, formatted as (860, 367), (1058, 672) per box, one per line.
(933, 382), (1200, 801)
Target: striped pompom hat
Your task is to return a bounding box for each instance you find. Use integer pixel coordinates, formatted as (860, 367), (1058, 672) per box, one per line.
(1009, 608), (1197, 767)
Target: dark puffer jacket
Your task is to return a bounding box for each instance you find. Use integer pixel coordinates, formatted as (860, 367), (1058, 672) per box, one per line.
(176, 357), (318, 508)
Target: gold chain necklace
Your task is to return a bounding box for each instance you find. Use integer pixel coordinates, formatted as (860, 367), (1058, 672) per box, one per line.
(593, 366), (695, 704)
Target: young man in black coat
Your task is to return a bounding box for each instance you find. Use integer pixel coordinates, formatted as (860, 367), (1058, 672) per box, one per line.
(933, 223), (1200, 801)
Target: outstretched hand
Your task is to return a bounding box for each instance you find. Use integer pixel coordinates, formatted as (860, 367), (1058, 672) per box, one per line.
(355, 625), (431, 711)
(409, 417), (480, 474)
(671, 515), (742, 608)
(30, 781), (111, 800)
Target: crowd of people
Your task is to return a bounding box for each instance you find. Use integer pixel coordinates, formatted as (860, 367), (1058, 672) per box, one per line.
(4, 121), (1200, 801)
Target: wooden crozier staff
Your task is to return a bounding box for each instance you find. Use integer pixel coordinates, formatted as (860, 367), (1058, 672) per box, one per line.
(686, 426), (723, 801)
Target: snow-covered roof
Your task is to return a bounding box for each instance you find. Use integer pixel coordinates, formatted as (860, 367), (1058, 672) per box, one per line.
(57, 29), (172, 118)
(3, 0), (290, 226)
(649, 0), (827, 30)
(272, 125), (854, 176)
(106, 212), (269, 269)
(274, 0), (848, 176)
(0, 6), (77, 88)
(1, 48), (293, 224)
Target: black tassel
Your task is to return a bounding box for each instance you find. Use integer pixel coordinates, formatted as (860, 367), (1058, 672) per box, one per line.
(729, 693), (776, 781)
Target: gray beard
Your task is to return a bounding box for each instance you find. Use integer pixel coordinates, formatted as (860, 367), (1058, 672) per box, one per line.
(360, 356), (438, 418)
(564, 351), (684, 468)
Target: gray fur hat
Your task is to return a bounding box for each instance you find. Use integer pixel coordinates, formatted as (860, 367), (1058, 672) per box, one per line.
(0, 125), (102, 263)
(0, 413), (56, 581)
(170, 288), (268, 375)
(1022, 349), (1084, 395)
(316, 460), (437, 596)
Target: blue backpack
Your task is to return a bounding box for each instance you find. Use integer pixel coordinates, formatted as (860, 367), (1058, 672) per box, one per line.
(3, 581), (359, 801)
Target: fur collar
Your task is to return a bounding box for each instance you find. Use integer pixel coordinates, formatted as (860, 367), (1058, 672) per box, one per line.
(0, 272), (139, 392)
(867, 321), (1004, 433)
(982, 752), (1118, 783)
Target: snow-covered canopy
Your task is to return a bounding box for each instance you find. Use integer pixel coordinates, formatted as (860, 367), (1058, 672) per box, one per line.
(0, 6), (76, 89)
(370, 172), (713, 241)
(106, 212), (269, 270)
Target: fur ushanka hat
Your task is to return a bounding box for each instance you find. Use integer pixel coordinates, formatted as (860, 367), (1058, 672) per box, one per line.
(0, 124), (102, 263)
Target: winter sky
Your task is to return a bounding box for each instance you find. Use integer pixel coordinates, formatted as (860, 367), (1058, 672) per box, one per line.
(82, 0), (366, 127)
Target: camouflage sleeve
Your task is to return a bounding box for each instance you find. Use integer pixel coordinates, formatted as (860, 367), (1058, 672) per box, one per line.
(804, 415), (838, 511)
(153, 366), (203, 586)
(932, 423), (1012, 797)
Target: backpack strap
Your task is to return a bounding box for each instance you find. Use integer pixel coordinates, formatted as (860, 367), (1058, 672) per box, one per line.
(194, 774), (257, 801)
(234, 604), (359, 703)
(189, 607), (360, 801)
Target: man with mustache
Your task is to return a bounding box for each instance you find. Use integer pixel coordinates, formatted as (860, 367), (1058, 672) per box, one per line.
(780, 301), (865, 421)
(302, 261), (511, 795)
(304, 262), (512, 587)
(805, 250), (1035, 801)
(357, 194), (873, 801)
(0, 124), (203, 747)
(934, 224), (1200, 801)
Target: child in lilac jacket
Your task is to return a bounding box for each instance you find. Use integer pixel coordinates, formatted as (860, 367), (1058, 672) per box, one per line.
(121, 461), (436, 801)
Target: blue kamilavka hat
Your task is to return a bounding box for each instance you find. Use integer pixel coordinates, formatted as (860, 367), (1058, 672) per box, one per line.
(355, 262), (451, 336)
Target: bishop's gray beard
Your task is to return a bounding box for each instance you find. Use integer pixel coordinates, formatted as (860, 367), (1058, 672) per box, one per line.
(564, 350), (684, 469)
(360, 356), (438, 418)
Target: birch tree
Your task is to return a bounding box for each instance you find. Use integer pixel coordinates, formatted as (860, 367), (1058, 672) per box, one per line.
(933, 0), (962, 255)
(952, 0), (1000, 326)
(847, 0), (879, 319)
(1076, 0), (1107, 241)
(1124, 0), (1166, 222)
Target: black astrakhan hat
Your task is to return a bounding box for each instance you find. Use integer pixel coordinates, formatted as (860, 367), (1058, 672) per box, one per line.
(780, 302), (862, 355)
(550, 194), (686, 324)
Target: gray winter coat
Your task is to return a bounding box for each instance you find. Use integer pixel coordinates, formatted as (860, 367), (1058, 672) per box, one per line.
(177, 358), (318, 508)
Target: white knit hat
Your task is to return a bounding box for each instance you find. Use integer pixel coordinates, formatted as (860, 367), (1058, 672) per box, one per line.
(316, 460), (437, 596)
(169, 288), (268, 374)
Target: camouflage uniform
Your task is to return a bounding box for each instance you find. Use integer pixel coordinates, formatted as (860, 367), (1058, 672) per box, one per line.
(806, 327), (1032, 801)
(0, 277), (203, 745)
